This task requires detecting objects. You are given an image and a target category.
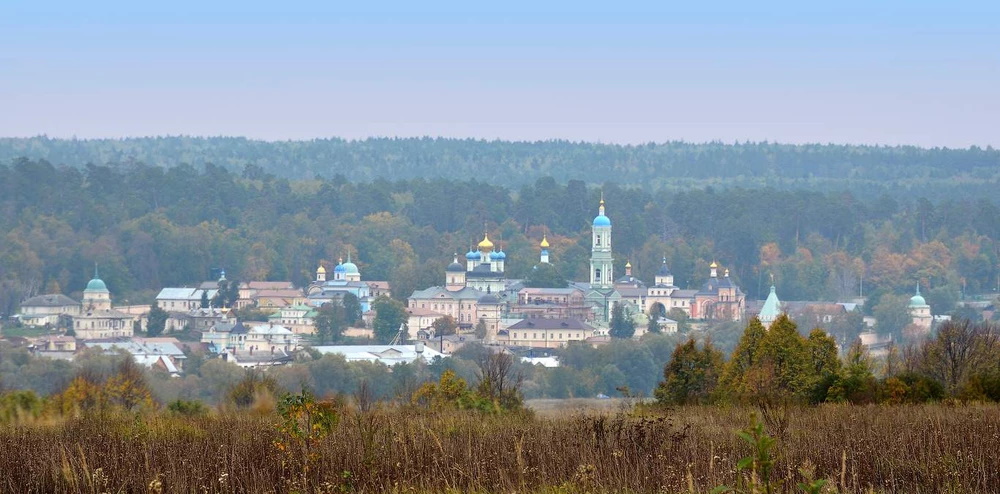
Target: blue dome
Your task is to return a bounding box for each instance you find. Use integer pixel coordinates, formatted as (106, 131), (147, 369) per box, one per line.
(496, 250), (506, 260)
(85, 278), (108, 291)
(334, 263), (346, 273)
(342, 262), (359, 274)
(489, 251), (501, 260)
(465, 250), (481, 260)
(593, 214), (611, 227)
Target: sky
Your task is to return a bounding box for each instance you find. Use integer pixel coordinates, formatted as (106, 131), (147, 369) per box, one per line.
(1, 1), (998, 147)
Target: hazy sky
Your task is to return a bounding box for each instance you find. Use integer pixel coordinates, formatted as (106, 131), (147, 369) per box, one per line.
(2, 1), (998, 147)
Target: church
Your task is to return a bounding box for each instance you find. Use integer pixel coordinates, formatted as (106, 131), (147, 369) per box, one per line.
(307, 253), (374, 311)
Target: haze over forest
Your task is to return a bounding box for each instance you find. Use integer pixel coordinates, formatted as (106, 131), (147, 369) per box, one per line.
(2, 136), (999, 199)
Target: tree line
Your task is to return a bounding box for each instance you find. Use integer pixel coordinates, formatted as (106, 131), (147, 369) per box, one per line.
(655, 317), (1000, 406)
(2, 137), (998, 195)
(1, 158), (998, 342)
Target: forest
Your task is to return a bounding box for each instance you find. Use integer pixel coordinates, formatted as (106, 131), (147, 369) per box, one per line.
(2, 136), (999, 199)
(1, 156), (999, 343)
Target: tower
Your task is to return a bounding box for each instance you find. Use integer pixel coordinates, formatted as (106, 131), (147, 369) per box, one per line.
(759, 275), (781, 328)
(590, 196), (613, 288)
(909, 283), (932, 330)
(655, 257), (674, 286)
(316, 264), (327, 283)
(540, 235), (550, 264)
(445, 254), (466, 291)
(82, 264), (111, 311)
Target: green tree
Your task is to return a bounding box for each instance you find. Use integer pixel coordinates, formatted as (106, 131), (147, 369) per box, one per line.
(524, 263), (568, 288)
(654, 338), (724, 405)
(314, 302), (346, 344)
(200, 290), (209, 309)
(147, 301), (168, 337)
(341, 292), (363, 326)
(609, 303), (635, 339)
(646, 313), (662, 334)
(872, 293), (912, 340)
(372, 296), (408, 344)
(720, 318), (767, 395)
(666, 307), (692, 333)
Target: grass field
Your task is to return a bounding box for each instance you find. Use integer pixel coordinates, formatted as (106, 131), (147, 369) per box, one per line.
(1, 403), (998, 493)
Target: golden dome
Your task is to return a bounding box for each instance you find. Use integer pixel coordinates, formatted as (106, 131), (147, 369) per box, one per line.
(478, 234), (494, 250)
(625, 261), (632, 268)
(317, 265), (326, 274)
(540, 235), (550, 248)
(710, 261), (718, 268)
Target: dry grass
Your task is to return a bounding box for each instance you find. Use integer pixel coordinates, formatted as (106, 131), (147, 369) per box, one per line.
(0, 404), (998, 493)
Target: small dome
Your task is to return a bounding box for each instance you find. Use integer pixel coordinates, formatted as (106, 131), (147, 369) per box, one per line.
(478, 293), (501, 304)
(342, 262), (359, 274)
(316, 265), (326, 274)
(593, 214), (611, 227)
(85, 278), (108, 292)
(495, 250), (506, 260)
(489, 251), (501, 260)
(710, 261), (718, 269)
(625, 261), (632, 268)
(334, 262), (346, 273)
(540, 235), (550, 248)
(465, 250), (481, 260)
(910, 285), (927, 307)
(446, 261), (464, 272)
(478, 234), (494, 250)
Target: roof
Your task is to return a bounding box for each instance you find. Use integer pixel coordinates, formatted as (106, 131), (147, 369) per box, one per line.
(409, 286), (484, 301)
(249, 324), (294, 335)
(76, 308), (132, 319)
(156, 287), (218, 301)
(85, 277), (108, 292)
(759, 285), (782, 324)
(247, 281), (295, 290)
(406, 307), (448, 317)
(507, 318), (594, 331)
(520, 287), (581, 295)
(21, 294), (79, 308)
(366, 281), (390, 290)
(312, 344), (445, 365)
(230, 321), (248, 334)
(616, 287), (647, 298)
(657, 260), (672, 276)
(255, 289), (305, 298)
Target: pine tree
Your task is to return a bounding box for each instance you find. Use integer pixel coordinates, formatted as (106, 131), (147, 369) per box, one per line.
(609, 303), (636, 339)
(147, 301), (169, 337)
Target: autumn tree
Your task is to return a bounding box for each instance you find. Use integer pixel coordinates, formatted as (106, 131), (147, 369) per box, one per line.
(432, 315), (458, 337)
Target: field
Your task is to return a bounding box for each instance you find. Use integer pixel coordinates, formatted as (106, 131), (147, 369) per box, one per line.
(2, 403), (998, 493)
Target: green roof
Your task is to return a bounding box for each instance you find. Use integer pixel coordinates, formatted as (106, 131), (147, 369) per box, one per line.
(85, 278), (108, 292)
(759, 285), (781, 324)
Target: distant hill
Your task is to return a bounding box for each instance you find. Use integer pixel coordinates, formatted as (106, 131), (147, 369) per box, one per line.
(1, 136), (998, 195)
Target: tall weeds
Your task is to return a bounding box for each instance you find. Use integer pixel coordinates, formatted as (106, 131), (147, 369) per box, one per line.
(0, 404), (997, 492)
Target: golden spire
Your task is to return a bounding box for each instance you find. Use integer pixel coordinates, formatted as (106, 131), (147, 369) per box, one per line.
(625, 260), (632, 268)
(710, 260), (718, 268)
(540, 235), (550, 248)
